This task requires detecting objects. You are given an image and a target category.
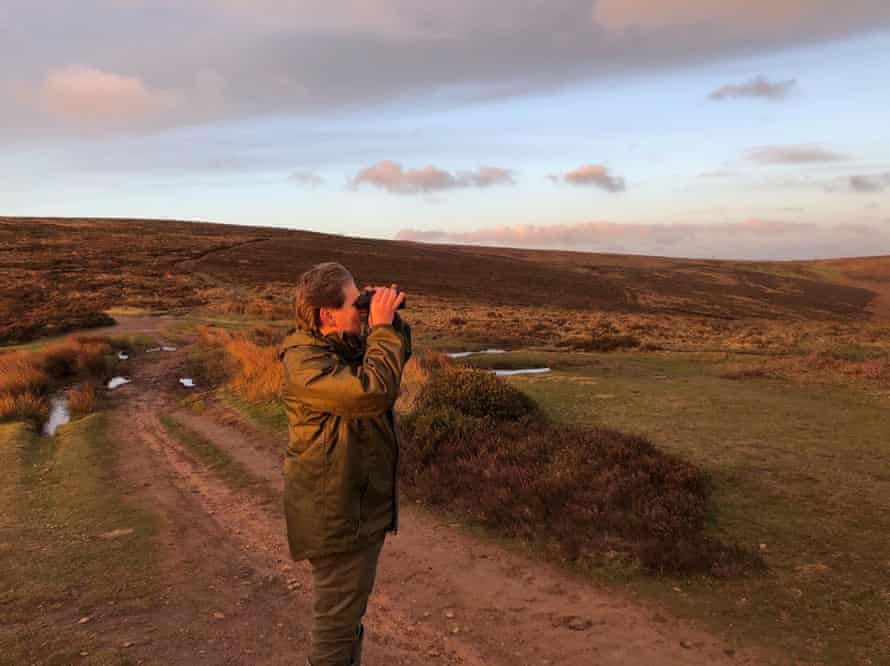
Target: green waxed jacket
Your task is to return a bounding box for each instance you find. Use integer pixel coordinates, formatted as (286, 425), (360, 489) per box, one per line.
(278, 320), (410, 560)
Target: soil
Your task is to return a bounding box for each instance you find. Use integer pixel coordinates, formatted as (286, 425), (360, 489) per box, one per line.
(94, 316), (802, 665)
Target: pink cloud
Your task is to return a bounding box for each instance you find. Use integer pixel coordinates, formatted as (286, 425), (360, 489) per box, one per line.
(553, 165), (626, 192)
(351, 160), (514, 194)
(39, 65), (180, 124)
(708, 76), (797, 101)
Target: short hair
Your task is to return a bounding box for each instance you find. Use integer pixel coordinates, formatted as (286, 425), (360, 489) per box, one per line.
(294, 262), (354, 334)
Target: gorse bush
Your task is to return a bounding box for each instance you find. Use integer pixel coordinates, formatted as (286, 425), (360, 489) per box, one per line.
(399, 364), (761, 576)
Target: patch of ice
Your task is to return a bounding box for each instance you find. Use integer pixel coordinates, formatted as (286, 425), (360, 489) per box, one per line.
(493, 368), (551, 376)
(446, 349), (507, 359)
(179, 378), (196, 388)
(107, 376), (132, 389)
(42, 396), (70, 436)
(162, 346), (177, 352)
(117, 351), (129, 360)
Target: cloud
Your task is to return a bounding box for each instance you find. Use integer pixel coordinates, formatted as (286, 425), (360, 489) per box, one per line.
(748, 145), (847, 164)
(708, 76), (796, 101)
(39, 65), (181, 125)
(396, 219), (890, 260)
(552, 165), (626, 192)
(850, 172), (890, 193)
(3, 2), (889, 136)
(351, 161), (514, 194)
(289, 170), (324, 187)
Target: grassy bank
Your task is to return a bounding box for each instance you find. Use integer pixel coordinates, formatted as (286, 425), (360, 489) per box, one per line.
(499, 351), (890, 664)
(0, 415), (159, 665)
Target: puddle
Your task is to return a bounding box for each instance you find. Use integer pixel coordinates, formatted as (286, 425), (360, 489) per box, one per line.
(42, 395), (70, 436)
(494, 368), (551, 376)
(179, 378), (196, 388)
(447, 349), (507, 359)
(107, 376), (132, 389)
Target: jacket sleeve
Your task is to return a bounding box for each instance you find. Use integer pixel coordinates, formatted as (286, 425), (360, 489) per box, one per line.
(391, 313), (412, 363)
(282, 324), (407, 418)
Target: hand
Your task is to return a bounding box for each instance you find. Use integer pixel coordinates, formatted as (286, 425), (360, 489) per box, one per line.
(369, 283), (405, 327)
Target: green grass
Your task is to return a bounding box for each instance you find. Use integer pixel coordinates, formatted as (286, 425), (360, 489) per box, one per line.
(158, 413), (277, 505)
(216, 389), (287, 434)
(501, 351), (890, 664)
(0, 416), (159, 665)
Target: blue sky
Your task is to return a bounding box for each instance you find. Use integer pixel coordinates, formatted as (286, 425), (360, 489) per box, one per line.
(2, 2), (889, 259)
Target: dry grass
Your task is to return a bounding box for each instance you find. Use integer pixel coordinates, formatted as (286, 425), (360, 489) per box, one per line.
(66, 381), (98, 417)
(223, 338), (282, 402)
(0, 336), (117, 427)
(0, 392), (49, 425)
(188, 324), (283, 402)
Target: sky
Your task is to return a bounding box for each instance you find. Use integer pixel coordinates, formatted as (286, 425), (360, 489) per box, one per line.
(2, 1), (890, 260)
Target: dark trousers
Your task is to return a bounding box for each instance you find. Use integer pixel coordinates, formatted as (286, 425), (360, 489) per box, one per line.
(306, 533), (385, 666)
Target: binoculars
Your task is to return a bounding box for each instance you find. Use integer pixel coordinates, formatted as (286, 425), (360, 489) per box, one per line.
(354, 288), (407, 311)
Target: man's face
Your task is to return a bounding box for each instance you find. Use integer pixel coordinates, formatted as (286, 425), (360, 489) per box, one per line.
(320, 280), (362, 336)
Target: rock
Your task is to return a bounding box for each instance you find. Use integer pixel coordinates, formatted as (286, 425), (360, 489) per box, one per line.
(724, 648), (736, 656)
(99, 528), (134, 540)
(652, 613), (668, 623)
(444, 611), (455, 619)
(213, 612), (225, 620)
(78, 616), (91, 624)
(680, 640), (693, 649)
(795, 563), (830, 576)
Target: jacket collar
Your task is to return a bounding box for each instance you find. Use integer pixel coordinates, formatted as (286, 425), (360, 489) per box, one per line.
(278, 327), (365, 363)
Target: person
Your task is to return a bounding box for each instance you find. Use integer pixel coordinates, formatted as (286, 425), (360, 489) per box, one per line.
(278, 261), (411, 666)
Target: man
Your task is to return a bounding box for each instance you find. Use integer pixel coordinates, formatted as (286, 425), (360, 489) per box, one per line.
(278, 262), (411, 666)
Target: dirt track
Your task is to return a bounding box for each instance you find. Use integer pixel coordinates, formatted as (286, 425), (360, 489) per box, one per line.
(100, 320), (794, 665)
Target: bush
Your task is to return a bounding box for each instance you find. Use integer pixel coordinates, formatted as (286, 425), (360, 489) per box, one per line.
(415, 366), (539, 421)
(399, 362), (761, 576)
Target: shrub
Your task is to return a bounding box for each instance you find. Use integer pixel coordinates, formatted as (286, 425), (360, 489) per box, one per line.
(399, 362), (761, 576)
(415, 366), (539, 421)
